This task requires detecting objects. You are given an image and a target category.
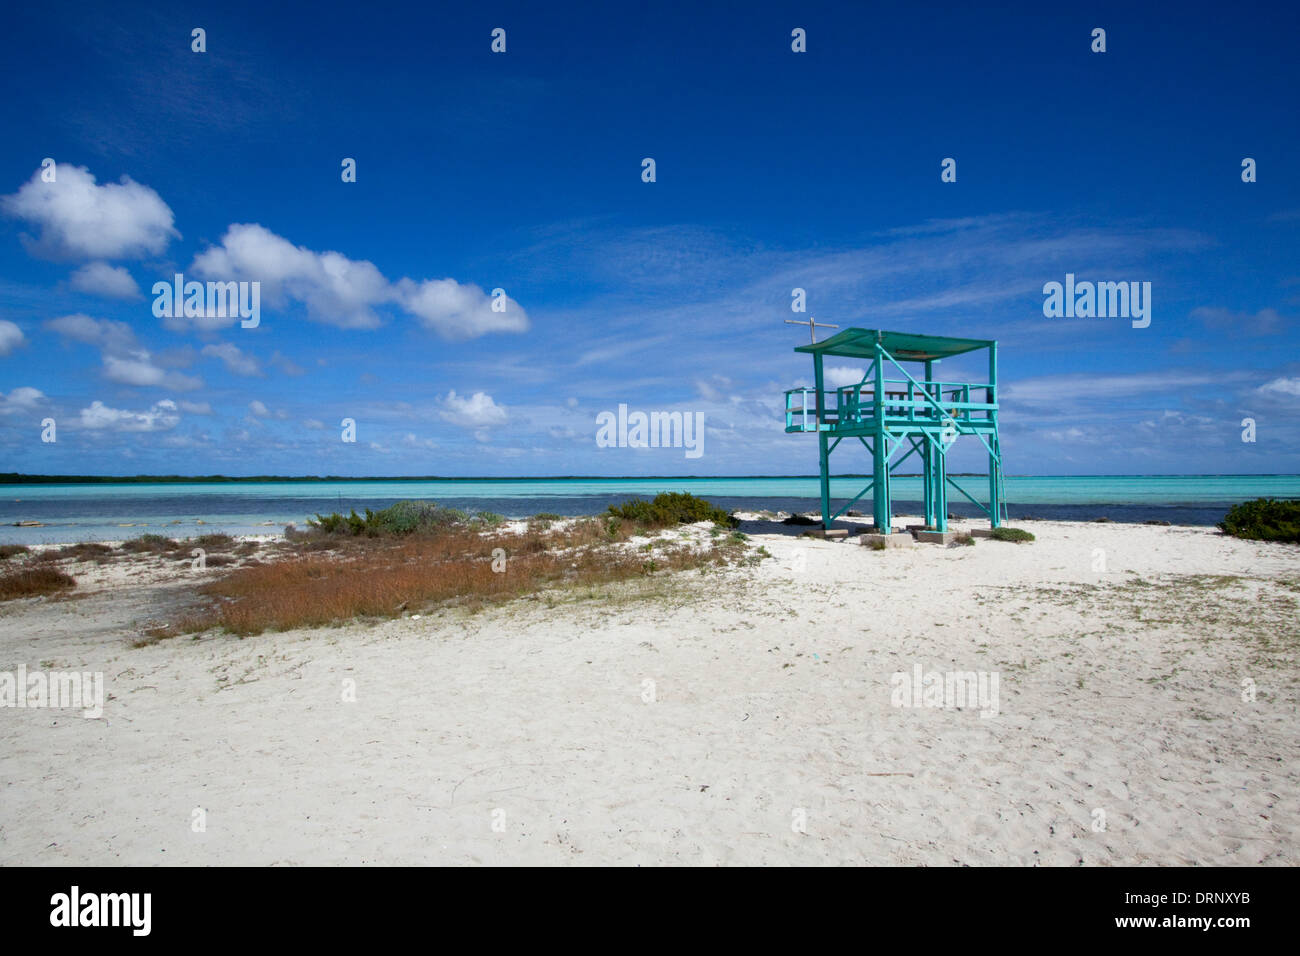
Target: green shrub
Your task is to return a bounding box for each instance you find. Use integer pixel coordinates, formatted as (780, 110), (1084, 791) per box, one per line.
(952, 533), (976, 547)
(989, 527), (1035, 543)
(309, 500), (472, 537)
(606, 493), (737, 528)
(531, 512), (563, 522)
(1219, 498), (1300, 544)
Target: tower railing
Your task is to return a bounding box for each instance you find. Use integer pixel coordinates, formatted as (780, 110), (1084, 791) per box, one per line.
(784, 380), (996, 433)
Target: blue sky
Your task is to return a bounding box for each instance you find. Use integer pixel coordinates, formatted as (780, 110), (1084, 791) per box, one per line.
(1, 0), (1297, 477)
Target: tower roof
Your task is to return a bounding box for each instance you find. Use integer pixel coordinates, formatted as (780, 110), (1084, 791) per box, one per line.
(794, 328), (994, 361)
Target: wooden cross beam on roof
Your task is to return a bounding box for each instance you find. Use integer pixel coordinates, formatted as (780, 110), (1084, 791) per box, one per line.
(784, 315), (839, 344)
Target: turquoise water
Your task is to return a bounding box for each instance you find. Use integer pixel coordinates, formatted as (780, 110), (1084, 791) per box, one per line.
(3, 475), (1298, 543)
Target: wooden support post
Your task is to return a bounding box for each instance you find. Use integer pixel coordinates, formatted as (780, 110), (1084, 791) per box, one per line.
(873, 343), (890, 534)
(923, 359), (935, 527)
(988, 342), (1001, 528)
(814, 352), (831, 528)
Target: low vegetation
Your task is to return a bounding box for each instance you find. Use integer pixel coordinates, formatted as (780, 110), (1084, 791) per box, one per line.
(309, 500), (485, 536)
(1219, 498), (1300, 544)
(0, 566), (76, 601)
(121, 534), (180, 554)
(144, 495), (753, 639)
(989, 527), (1035, 543)
(606, 492), (737, 528)
(19, 533), (244, 567)
(0, 544), (31, 560)
(42, 542), (114, 562)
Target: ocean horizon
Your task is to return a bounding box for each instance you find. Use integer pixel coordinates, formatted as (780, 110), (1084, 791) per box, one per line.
(3, 474), (1297, 544)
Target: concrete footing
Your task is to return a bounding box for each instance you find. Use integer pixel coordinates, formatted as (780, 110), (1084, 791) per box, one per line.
(912, 530), (966, 545)
(860, 533), (913, 549)
(805, 528), (849, 540)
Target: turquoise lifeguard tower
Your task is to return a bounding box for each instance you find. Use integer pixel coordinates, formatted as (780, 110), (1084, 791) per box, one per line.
(784, 328), (1007, 534)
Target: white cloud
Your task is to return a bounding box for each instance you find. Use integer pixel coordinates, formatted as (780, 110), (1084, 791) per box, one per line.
(303, 418), (325, 429)
(825, 366), (869, 388)
(45, 313), (136, 352)
(191, 223), (530, 337)
(397, 278), (528, 340)
(192, 224), (391, 329)
(69, 261), (142, 299)
(1258, 377), (1300, 398)
(202, 342), (262, 376)
(2, 165), (178, 260)
(0, 319), (25, 356)
(78, 399), (180, 432)
(0, 386), (45, 414)
(45, 313), (200, 391)
(439, 390), (508, 427)
(270, 351), (305, 376)
(103, 351), (202, 391)
(248, 400), (269, 417)
(1001, 371), (1230, 404)
(1191, 306), (1286, 335)
(179, 400), (212, 414)
(402, 432), (439, 450)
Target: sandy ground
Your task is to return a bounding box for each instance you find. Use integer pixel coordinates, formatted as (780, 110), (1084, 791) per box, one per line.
(1, 517), (1297, 866)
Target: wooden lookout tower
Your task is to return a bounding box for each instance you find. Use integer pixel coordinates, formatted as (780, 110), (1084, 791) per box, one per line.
(784, 328), (1007, 534)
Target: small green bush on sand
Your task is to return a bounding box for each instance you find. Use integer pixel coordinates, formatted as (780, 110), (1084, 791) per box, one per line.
(309, 500), (471, 537)
(1219, 498), (1300, 544)
(607, 493), (737, 529)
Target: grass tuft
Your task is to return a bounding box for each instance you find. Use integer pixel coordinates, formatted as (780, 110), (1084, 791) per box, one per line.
(42, 542), (114, 563)
(989, 527), (1035, 543)
(122, 533), (181, 553)
(0, 566), (76, 600)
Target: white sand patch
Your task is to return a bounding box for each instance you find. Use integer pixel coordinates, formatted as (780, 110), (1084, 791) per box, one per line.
(1, 521), (1296, 865)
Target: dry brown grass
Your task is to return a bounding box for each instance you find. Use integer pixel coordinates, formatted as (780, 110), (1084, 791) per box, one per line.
(160, 518), (748, 638)
(0, 566), (77, 600)
(39, 542), (114, 563)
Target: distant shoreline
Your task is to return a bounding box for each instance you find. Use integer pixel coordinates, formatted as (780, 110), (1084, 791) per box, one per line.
(4, 473), (1298, 485)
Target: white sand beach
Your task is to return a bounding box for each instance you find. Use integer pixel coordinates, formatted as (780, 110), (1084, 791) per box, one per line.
(1, 517), (1297, 866)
